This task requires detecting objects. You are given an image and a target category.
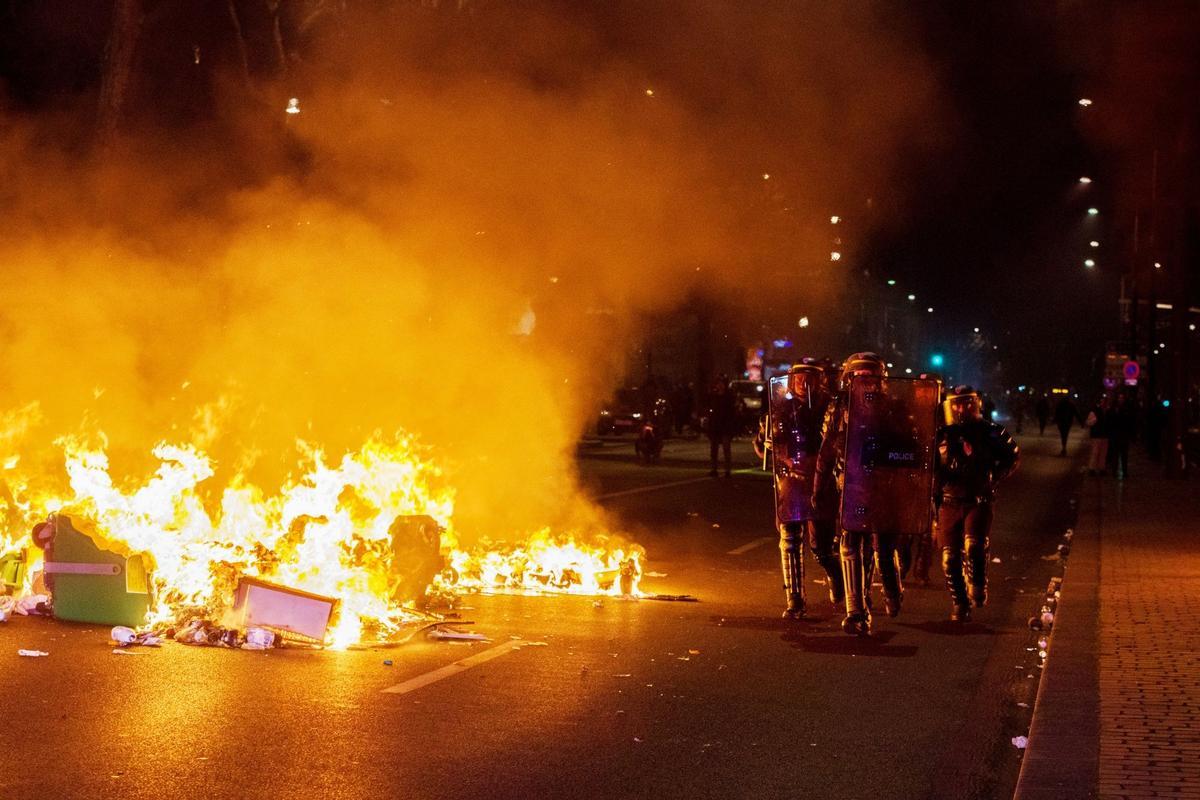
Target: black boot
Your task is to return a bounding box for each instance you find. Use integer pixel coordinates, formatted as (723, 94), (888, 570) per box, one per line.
(964, 536), (988, 608)
(876, 541), (903, 618)
(817, 553), (845, 606)
(780, 527), (805, 619)
(942, 548), (971, 622)
(913, 530), (933, 586)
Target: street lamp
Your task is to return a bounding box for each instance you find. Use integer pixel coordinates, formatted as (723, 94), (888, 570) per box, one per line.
(1078, 176), (1092, 184)
(1087, 207), (1099, 216)
(886, 279), (896, 286)
(1078, 98), (1093, 107)
(1084, 258), (1096, 268)
(907, 294), (916, 301)
(1090, 240), (1099, 248)
(930, 353), (945, 368)
(830, 251), (841, 261)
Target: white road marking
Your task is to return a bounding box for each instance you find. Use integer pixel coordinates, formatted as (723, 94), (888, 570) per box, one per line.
(380, 640), (544, 695)
(596, 476), (712, 500)
(595, 468), (762, 501)
(726, 536), (774, 556)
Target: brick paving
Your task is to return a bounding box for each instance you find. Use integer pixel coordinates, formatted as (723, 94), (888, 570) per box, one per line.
(1016, 448), (1200, 800)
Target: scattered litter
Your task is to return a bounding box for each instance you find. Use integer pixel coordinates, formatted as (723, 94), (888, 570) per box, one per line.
(633, 737), (643, 743)
(1011, 736), (1028, 749)
(18, 649), (49, 657)
(242, 627), (277, 650)
(383, 659), (393, 666)
(711, 524), (720, 529)
(1017, 702), (1030, 708)
(1040, 554), (1060, 561)
(15, 594), (51, 616)
(717, 664), (727, 670)
(644, 571), (668, 578)
(677, 656), (690, 661)
(110, 626), (163, 648)
(991, 557), (1002, 564)
(111, 648), (148, 656)
(688, 649), (700, 655)
(645, 594), (699, 603)
(614, 673), (632, 678)
(592, 600), (604, 609)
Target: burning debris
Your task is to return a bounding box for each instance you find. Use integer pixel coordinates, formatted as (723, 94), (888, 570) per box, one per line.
(0, 431), (647, 649)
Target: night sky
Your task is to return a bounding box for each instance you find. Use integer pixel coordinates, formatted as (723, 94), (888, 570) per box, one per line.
(1, 1), (1195, 392)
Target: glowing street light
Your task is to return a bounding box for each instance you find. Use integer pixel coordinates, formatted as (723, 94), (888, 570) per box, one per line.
(1087, 207), (1099, 216)
(1084, 258), (1096, 268)
(907, 294), (916, 301)
(886, 279), (897, 286)
(830, 251), (841, 261)
(645, 88), (655, 96)
(1078, 98), (1093, 107)
(285, 97), (301, 114)
(1154, 261), (1162, 270)
(1078, 176), (1092, 184)
(926, 307), (934, 313)
(1090, 240), (1100, 248)
(798, 316), (810, 328)
(930, 353), (945, 368)
(973, 327), (980, 333)
(830, 215), (840, 224)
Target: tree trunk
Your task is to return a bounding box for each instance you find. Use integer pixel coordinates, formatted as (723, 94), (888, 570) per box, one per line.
(96, 0), (144, 147)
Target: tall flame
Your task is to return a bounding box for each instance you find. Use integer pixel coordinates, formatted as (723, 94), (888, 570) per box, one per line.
(0, 423), (643, 647)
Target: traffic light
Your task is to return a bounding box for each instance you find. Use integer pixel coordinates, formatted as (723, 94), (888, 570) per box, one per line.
(930, 353), (945, 369)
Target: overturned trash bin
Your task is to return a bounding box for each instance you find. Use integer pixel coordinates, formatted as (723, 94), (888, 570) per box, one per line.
(35, 514), (152, 627)
(231, 577), (337, 646)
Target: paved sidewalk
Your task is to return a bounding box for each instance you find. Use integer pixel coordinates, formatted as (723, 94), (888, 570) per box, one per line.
(1016, 449), (1200, 800)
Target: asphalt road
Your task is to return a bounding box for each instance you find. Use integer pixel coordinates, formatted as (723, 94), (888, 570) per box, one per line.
(0, 429), (1083, 800)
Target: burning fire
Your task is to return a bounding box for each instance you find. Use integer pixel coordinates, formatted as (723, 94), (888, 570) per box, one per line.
(0, 421), (643, 647)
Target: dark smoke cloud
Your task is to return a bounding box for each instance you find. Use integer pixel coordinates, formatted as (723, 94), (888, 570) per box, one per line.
(0, 1), (941, 539)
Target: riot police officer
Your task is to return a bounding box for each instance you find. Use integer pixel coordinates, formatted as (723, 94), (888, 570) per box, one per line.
(754, 360), (844, 618)
(813, 352), (888, 635)
(935, 385), (1020, 621)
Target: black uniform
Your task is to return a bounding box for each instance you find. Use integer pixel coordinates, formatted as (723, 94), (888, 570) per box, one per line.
(934, 419), (1020, 617)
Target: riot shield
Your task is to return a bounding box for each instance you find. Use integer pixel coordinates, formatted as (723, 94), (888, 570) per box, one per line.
(840, 375), (940, 534)
(768, 372), (828, 524)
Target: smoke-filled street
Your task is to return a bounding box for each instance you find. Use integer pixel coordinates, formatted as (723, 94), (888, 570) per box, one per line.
(3, 4), (1199, 799)
(1, 431), (1080, 800)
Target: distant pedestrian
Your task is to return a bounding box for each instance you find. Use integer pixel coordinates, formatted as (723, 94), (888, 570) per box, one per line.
(1011, 392), (1027, 434)
(1085, 397), (1110, 475)
(1035, 395), (1051, 436)
(673, 383), (695, 435)
(1053, 395), (1079, 456)
(1109, 393), (1136, 479)
(705, 376), (736, 478)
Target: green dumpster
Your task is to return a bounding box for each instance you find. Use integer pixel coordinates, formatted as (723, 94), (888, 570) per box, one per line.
(40, 514), (151, 627)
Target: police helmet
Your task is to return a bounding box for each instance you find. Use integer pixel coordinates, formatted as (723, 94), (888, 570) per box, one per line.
(943, 384), (983, 425)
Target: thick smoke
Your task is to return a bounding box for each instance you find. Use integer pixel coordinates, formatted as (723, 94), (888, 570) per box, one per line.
(0, 2), (938, 541)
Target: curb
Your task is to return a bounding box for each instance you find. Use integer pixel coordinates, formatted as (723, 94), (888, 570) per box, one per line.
(1012, 480), (1101, 799)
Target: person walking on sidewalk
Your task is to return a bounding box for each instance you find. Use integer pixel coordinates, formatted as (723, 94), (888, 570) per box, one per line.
(1035, 394), (1051, 436)
(935, 385), (1020, 622)
(1053, 394), (1079, 456)
(1109, 391), (1136, 479)
(705, 376), (736, 478)
(1085, 396), (1110, 475)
